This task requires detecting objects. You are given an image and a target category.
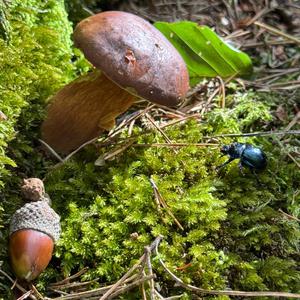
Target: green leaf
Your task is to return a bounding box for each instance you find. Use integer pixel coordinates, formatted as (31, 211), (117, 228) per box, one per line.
(155, 21), (253, 85)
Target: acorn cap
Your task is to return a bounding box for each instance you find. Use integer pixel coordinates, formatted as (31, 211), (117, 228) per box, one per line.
(9, 201), (60, 242)
(73, 11), (189, 107)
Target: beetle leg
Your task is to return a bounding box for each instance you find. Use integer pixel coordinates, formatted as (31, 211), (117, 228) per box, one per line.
(251, 169), (264, 187)
(217, 157), (235, 170)
(238, 162), (245, 175)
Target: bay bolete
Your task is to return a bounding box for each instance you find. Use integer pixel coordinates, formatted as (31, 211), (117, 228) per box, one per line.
(42, 11), (189, 154)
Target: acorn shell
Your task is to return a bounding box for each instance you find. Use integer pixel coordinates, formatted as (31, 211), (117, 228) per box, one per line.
(9, 200), (60, 281)
(9, 229), (54, 281)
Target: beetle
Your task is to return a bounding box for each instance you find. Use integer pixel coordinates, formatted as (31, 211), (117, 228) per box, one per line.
(217, 143), (267, 180)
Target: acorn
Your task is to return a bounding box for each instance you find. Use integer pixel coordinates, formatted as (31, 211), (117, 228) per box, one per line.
(9, 178), (60, 282)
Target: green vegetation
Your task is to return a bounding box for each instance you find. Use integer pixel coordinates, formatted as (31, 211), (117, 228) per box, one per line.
(0, 1), (299, 299)
(0, 0), (79, 296)
(39, 91), (299, 298)
(155, 22), (253, 86)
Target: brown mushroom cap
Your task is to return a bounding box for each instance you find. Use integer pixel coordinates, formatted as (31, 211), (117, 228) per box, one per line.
(73, 11), (189, 106)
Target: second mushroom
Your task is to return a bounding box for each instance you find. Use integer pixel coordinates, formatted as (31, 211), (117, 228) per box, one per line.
(42, 11), (189, 154)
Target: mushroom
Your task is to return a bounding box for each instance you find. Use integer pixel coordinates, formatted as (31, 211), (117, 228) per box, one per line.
(41, 11), (189, 154)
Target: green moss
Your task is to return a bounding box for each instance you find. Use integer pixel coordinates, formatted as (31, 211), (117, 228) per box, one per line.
(41, 92), (299, 297)
(0, 1), (78, 297)
(0, 2), (299, 298)
(0, 0), (75, 184)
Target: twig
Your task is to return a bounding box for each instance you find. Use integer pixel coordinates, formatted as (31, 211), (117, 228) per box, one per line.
(145, 113), (173, 144)
(165, 295), (185, 300)
(242, 40), (299, 48)
(275, 138), (300, 168)
(30, 284), (44, 300)
(132, 143), (218, 148)
(217, 76), (226, 108)
(145, 113), (178, 155)
(278, 209), (300, 222)
(112, 104), (156, 137)
(63, 137), (99, 161)
(190, 74), (237, 114)
(154, 289), (165, 299)
(255, 68), (300, 83)
(145, 247), (155, 300)
(206, 130), (300, 138)
(284, 111), (300, 132)
(39, 139), (63, 162)
(51, 275), (139, 300)
(49, 278), (99, 291)
(150, 178), (184, 231)
(268, 80), (300, 87)
(154, 238), (300, 298)
(244, 7), (272, 26)
(141, 271), (148, 300)
(16, 290), (33, 300)
(99, 257), (145, 300)
(50, 267), (89, 287)
(254, 21), (300, 45)
(96, 140), (135, 164)
(99, 236), (163, 300)
(107, 275), (155, 300)
(0, 269), (37, 300)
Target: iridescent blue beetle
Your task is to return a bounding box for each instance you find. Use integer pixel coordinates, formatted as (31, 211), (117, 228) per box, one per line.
(218, 143), (267, 175)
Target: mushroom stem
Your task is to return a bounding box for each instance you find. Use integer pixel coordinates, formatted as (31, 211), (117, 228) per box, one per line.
(41, 71), (135, 154)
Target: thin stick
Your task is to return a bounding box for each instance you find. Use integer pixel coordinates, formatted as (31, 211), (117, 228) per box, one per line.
(145, 113), (178, 155)
(254, 21), (300, 45)
(63, 137), (99, 161)
(145, 247), (155, 300)
(255, 68), (300, 82)
(0, 270), (37, 300)
(107, 275), (155, 300)
(39, 139), (63, 162)
(275, 138), (300, 168)
(145, 113), (173, 144)
(99, 256), (146, 300)
(245, 7), (272, 26)
(141, 270), (148, 300)
(16, 290), (33, 300)
(30, 284), (44, 300)
(50, 267), (89, 287)
(133, 143), (218, 148)
(284, 111), (300, 132)
(51, 275), (139, 300)
(217, 76), (226, 108)
(154, 239), (300, 298)
(150, 179), (184, 231)
(99, 236), (163, 300)
(268, 80), (300, 87)
(101, 140), (135, 162)
(154, 290), (165, 299)
(165, 295), (185, 300)
(242, 40), (299, 48)
(49, 278), (99, 291)
(278, 209), (300, 222)
(206, 130), (300, 138)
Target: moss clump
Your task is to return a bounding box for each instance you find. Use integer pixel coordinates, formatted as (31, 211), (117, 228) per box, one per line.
(42, 91), (299, 298)
(0, 0), (75, 185)
(0, 2), (299, 298)
(0, 1), (78, 297)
